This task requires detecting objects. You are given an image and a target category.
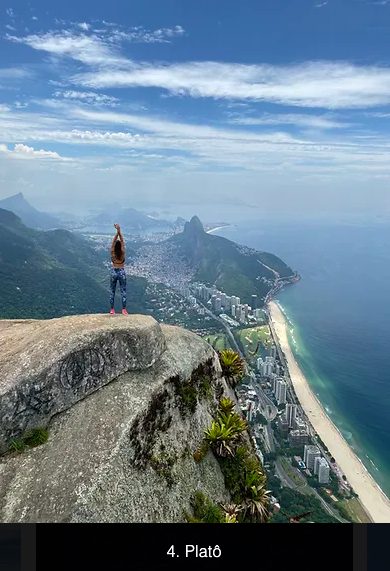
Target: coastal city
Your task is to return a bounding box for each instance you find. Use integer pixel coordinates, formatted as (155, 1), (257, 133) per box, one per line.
(140, 270), (368, 522)
(86, 227), (373, 523)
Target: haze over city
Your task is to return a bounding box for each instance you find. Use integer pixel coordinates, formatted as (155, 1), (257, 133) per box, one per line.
(1, 0), (390, 216)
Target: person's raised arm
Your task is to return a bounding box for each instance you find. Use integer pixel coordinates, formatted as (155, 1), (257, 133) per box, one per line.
(117, 224), (125, 256)
(111, 225), (120, 255)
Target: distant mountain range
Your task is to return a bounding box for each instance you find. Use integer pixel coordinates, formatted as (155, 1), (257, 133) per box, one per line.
(0, 193), (62, 230)
(0, 208), (147, 319)
(0, 193), (177, 232)
(168, 216), (294, 304)
(88, 206), (172, 230)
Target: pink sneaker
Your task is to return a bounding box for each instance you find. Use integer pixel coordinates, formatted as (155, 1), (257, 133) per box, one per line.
(122, 309), (128, 315)
(110, 308), (115, 314)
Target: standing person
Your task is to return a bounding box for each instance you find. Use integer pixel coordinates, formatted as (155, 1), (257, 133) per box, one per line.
(110, 223), (128, 314)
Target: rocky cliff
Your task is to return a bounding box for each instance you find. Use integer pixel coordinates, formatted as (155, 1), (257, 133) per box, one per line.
(0, 314), (238, 523)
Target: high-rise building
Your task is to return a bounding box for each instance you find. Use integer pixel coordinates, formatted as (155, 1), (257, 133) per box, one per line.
(289, 430), (309, 448)
(267, 362), (274, 376)
(231, 304), (236, 317)
(257, 357), (264, 371)
(314, 455), (322, 475)
(235, 296), (240, 306)
(278, 415), (289, 438)
(215, 297), (222, 312)
(246, 401), (253, 423)
(271, 345), (277, 359)
(188, 295), (197, 306)
(251, 295), (258, 310)
(211, 294), (217, 309)
(276, 380), (286, 404)
(285, 404), (297, 428)
(317, 458), (330, 484)
(275, 363), (280, 376)
(304, 445), (321, 471)
(261, 362), (269, 377)
(220, 293), (227, 307)
(244, 304), (249, 317)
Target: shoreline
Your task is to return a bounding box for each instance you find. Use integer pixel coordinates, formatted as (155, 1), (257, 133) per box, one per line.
(206, 225), (229, 234)
(268, 300), (390, 523)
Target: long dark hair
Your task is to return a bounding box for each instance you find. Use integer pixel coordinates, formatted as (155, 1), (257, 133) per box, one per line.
(114, 240), (122, 259)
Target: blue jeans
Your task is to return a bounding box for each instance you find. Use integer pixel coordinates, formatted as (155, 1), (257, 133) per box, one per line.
(110, 268), (127, 309)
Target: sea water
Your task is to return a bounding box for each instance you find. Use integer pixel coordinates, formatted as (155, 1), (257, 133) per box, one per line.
(216, 218), (390, 497)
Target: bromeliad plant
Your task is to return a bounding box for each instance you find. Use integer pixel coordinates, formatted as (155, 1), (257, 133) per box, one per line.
(241, 470), (270, 523)
(217, 410), (247, 434)
(218, 350), (245, 388)
(204, 420), (238, 458)
(203, 398), (247, 458)
(218, 397), (235, 416)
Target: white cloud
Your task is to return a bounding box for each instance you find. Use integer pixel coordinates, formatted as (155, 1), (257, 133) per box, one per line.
(111, 25), (185, 43)
(229, 113), (352, 130)
(77, 22), (90, 31)
(315, 1), (328, 7)
(72, 60), (390, 109)
(5, 24), (16, 31)
(6, 8), (14, 17)
(54, 90), (118, 106)
(6, 23), (185, 71)
(32, 16), (38, 21)
(0, 143), (73, 160)
(6, 31), (130, 68)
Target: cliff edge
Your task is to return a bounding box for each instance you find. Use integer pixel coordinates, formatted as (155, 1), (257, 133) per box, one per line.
(0, 314), (236, 523)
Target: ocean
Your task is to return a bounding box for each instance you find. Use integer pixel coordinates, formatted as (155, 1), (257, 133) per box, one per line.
(215, 218), (390, 497)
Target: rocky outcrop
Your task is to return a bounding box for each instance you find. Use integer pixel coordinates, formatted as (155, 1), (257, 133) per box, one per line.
(0, 314), (234, 523)
(0, 314), (165, 454)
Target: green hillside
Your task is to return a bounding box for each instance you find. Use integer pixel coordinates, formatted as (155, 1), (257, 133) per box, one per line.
(169, 216), (294, 305)
(0, 208), (147, 319)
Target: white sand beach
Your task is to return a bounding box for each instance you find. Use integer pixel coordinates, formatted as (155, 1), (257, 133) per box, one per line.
(268, 300), (390, 523)
(206, 226), (228, 234)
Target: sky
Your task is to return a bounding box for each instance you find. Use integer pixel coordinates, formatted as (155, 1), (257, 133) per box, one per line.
(0, 525), (21, 571)
(2, 0), (390, 216)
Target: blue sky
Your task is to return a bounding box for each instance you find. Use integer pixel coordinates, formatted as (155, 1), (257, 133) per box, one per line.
(2, 0), (390, 215)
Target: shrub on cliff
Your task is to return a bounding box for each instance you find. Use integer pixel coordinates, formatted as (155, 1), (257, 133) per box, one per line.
(218, 350), (244, 388)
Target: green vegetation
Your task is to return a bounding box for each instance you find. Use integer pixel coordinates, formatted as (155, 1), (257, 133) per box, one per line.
(235, 326), (272, 358)
(198, 376), (213, 400)
(279, 457), (305, 487)
(185, 492), (225, 523)
(218, 446), (269, 522)
(174, 377), (199, 415)
(205, 334), (231, 351)
(9, 427), (49, 453)
(150, 450), (177, 488)
(173, 359), (216, 417)
(0, 208), (149, 318)
(193, 441), (210, 462)
(204, 412), (247, 458)
(218, 349), (245, 388)
(170, 216), (293, 306)
(270, 488), (338, 523)
(219, 397), (235, 416)
(253, 411), (268, 425)
(338, 498), (372, 524)
(192, 394), (269, 523)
